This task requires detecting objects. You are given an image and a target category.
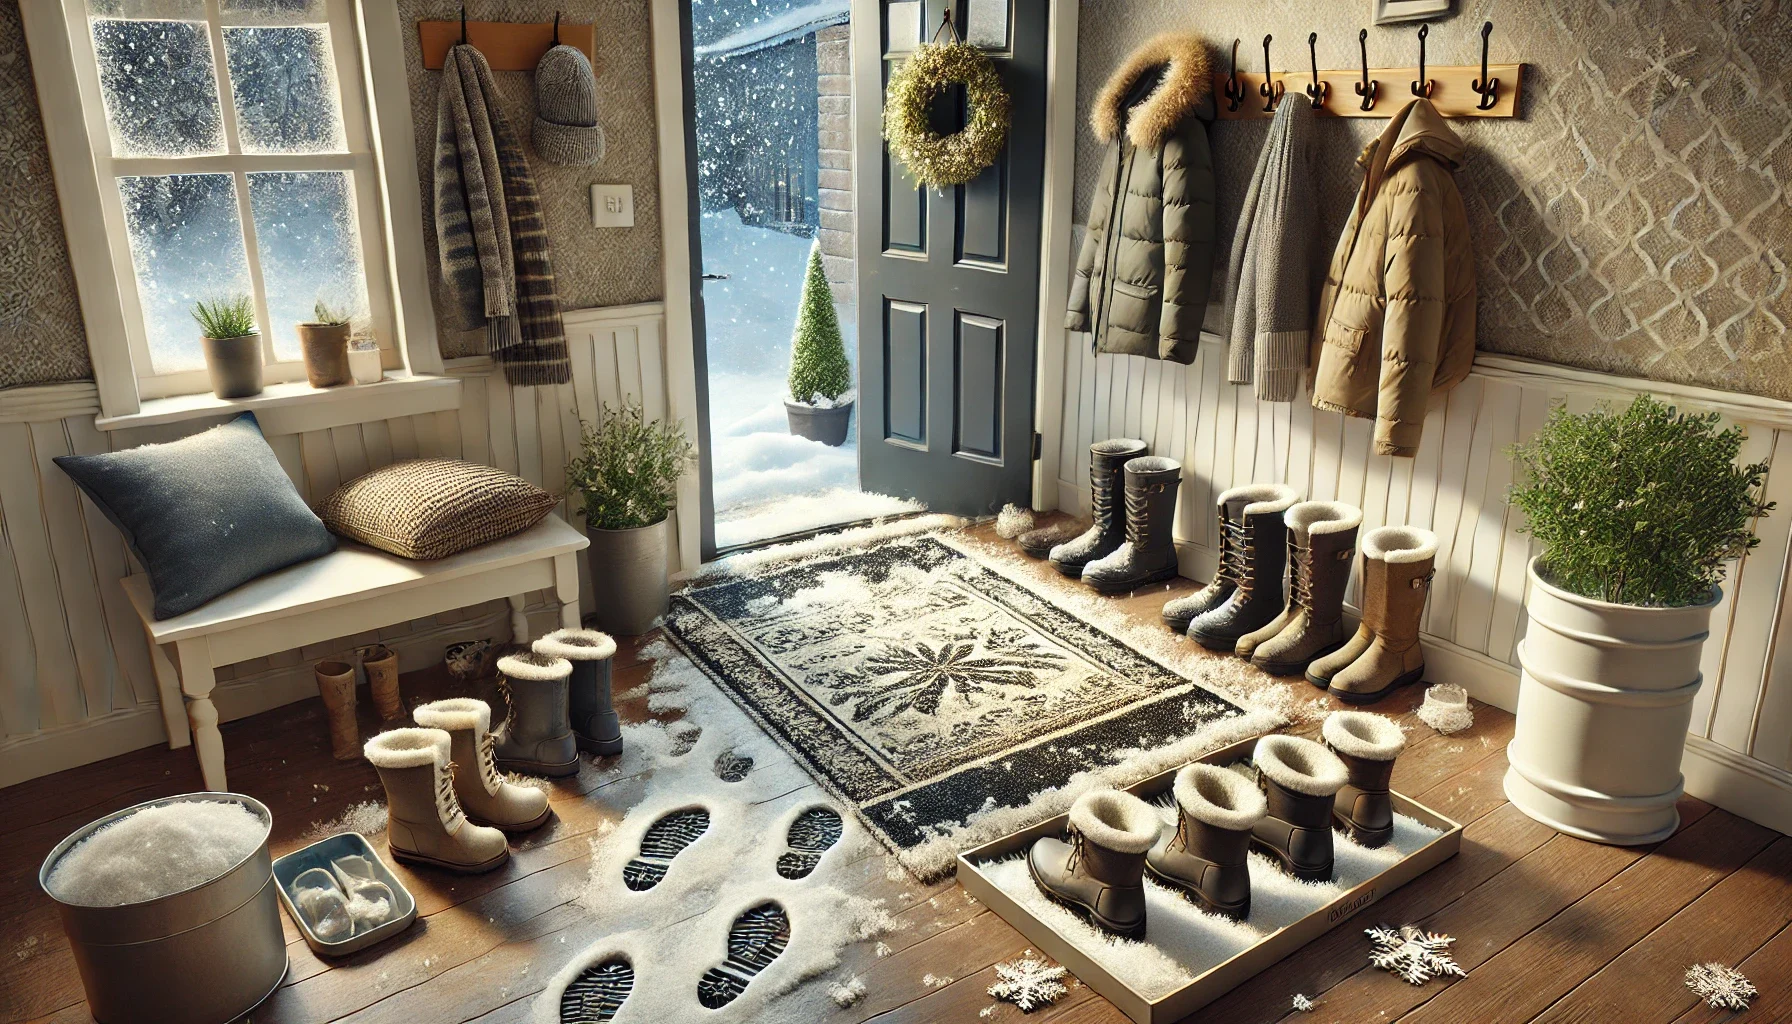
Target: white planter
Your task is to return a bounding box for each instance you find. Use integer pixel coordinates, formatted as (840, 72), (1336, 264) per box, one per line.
(348, 347), (383, 385)
(1504, 557), (1716, 845)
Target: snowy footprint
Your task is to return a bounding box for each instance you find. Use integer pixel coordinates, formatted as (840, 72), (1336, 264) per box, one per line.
(622, 808), (711, 891)
(776, 807), (843, 880)
(559, 958), (633, 1022)
(696, 902), (791, 1009)
(713, 751), (754, 782)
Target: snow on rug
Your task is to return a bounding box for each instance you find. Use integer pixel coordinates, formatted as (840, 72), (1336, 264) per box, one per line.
(663, 519), (1289, 880)
(536, 639), (894, 1023)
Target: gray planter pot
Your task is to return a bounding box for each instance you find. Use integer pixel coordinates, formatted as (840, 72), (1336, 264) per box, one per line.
(786, 399), (853, 447)
(586, 517), (670, 635)
(202, 334), (265, 399)
(296, 322), (351, 388)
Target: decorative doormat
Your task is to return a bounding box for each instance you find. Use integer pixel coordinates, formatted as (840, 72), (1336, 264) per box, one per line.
(664, 527), (1280, 879)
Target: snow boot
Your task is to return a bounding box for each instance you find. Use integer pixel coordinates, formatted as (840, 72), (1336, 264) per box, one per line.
(413, 698), (551, 833)
(1049, 439), (1148, 578)
(364, 728), (509, 873)
(1239, 502), (1362, 675)
(1027, 790), (1159, 938)
(1081, 457), (1183, 594)
(1187, 485), (1299, 651)
(1323, 711), (1406, 848)
(1160, 495), (1243, 632)
(1146, 763), (1266, 920)
(494, 651), (580, 777)
(1309, 527), (1437, 704)
(535, 628), (622, 756)
(1249, 734), (1349, 882)
(1018, 520), (1084, 560)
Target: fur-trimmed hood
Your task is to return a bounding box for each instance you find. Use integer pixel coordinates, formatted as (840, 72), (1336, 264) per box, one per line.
(1091, 33), (1213, 150)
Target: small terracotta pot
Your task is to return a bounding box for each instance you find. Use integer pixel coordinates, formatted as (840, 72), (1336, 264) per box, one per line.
(202, 333), (265, 399)
(297, 322), (352, 388)
(315, 660), (359, 759)
(359, 643), (402, 720)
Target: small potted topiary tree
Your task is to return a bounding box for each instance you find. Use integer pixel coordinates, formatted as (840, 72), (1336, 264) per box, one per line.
(784, 241), (854, 446)
(192, 295), (263, 399)
(565, 400), (696, 634)
(1504, 395), (1771, 845)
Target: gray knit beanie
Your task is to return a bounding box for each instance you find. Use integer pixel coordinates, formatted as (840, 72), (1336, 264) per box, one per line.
(533, 44), (605, 166)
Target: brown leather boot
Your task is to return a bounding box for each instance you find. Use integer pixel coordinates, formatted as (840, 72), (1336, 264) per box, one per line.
(413, 699), (552, 832)
(1249, 735), (1349, 882)
(1145, 764), (1266, 919)
(1323, 527), (1437, 704)
(364, 728), (509, 873)
(1323, 711), (1406, 848)
(1049, 439), (1148, 578)
(1243, 502), (1362, 674)
(1027, 790), (1159, 937)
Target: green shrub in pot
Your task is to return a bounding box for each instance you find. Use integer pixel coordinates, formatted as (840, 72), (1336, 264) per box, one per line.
(565, 401), (695, 634)
(192, 294), (263, 399)
(1502, 394), (1772, 844)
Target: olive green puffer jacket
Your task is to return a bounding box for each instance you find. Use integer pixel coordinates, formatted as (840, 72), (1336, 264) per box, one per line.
(1066, 33), (1216, 365)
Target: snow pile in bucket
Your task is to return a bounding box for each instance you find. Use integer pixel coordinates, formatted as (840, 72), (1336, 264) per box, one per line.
(46, 800), (266, 906)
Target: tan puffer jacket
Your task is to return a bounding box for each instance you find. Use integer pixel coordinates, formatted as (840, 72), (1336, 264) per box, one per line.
(1311, 98), (1475, 457)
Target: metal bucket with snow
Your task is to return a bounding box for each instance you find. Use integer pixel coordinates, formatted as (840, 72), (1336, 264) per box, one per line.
(38, 792), (288, 1024)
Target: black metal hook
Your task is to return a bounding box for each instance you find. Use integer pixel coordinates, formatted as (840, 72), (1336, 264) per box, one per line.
(1354, 28), (1378, 111)
(1411, 23), (1432, 98)
(552, 11), (561, 44)
(1259, 34), (1283, 112)
(1306, 31), (1327, 108)
(459, 4), (467, 44)
(1472, 20), (1499, 110)
(1224, 38), (1246, 113)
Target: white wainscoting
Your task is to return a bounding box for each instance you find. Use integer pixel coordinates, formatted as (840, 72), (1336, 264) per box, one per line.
(0, 302), (675, 787)
(1052, 333), (1792, 835)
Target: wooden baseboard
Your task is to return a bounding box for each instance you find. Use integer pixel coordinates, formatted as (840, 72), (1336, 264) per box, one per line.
(0, 707), (168, 789)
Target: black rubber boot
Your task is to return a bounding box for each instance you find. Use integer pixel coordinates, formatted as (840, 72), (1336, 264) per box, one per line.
(1082, 457), (1183, 594)
(1249, 735), (1349, 882)
(1161, 498), (1240, 632)
(1188, 485), (1299, 651)
(1049, 439), (1148, 578)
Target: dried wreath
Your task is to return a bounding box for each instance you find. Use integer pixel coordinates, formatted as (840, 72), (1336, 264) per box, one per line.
(882, 16), (1010, 189)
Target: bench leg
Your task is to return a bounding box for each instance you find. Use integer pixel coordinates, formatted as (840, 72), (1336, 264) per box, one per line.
(507, 594), (530, 646)
(175, 637), (227, 791)
(144, 623), (191, 750)
(554, 552), (581, 630)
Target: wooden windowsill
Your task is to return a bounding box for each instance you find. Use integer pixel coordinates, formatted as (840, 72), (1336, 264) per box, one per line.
(93, 373), (462, 437)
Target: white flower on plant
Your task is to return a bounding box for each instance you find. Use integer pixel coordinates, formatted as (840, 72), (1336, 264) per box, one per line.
(1365, 924), (1466, 985)
(987, 956), (1069, 1012)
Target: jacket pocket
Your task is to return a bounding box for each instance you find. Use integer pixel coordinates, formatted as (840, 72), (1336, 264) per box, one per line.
(1322, 316), (1371, 358)
(1107, 280), (1159, 338)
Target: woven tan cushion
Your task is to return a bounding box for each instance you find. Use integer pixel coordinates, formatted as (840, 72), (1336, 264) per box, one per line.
(316, 459), (560, 560)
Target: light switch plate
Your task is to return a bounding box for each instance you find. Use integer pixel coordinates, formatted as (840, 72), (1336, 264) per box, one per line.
(590, 184), (634, 228)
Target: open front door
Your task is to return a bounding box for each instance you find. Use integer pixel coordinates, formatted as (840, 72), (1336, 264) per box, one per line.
(853, 0), (1047, 517)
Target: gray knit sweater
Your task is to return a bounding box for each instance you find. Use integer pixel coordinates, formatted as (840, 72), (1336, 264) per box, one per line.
(1224, 99), (1317, 402)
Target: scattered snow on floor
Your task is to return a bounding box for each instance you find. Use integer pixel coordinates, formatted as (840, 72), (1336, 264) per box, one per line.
(47, 799), (267, 906)
(304, 799), (388, 842)
(716, 486), (923, 549)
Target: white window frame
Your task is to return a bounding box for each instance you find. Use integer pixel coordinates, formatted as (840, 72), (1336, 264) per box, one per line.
(20, 0), (442, 423)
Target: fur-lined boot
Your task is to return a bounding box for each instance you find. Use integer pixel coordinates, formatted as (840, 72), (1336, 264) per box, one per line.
(1308, 526), (1437, 704)
(413, 699), (551, 832)
(1250, 734), (1349, 882)
(1146, 763), (1266, 919)
(534, 628), (622, 756)
(494, 651), (579, 777)
(364, 728), (509, 873)
(1323, 711), (1405, 848)
(1027, 790), (1159, 938)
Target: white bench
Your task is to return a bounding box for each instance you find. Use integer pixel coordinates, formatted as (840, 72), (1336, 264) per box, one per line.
(123, 515), (589, 791)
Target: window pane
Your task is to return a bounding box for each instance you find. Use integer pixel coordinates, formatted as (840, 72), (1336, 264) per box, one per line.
(247, 171), (369, 362)
(91, 18), (225, 157)
(220, 0), (325, 16)
(119, 174), (253, 373)
(223, 26), (347, 154)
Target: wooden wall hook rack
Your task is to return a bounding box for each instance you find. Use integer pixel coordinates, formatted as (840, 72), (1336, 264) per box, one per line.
(419, 19), (595, 71)
(1212, 63), (1523, 119)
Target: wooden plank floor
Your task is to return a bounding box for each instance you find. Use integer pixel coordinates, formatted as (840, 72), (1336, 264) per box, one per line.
(5, 522), (1789, 1024)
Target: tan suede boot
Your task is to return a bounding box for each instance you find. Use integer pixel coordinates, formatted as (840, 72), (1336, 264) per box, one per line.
(364, 728), (509, 873)
(1325, 527), (1437, 705)
(1027, 790), (1159, 938)
(1244, 502), (1362, 674)
(413, 699), (552, 833)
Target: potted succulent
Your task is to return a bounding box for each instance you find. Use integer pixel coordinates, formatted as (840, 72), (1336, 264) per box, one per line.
(1504, 395), (1771, 845)
(296, 298), (353, 388)
(192, 295), (263, 399)
(784, 241), (854, 446)
(565, 400), (696, 634)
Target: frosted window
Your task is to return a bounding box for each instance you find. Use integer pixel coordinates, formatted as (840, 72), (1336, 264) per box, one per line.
(119, 174), (253, 373)
(220, 0), (325, 16)
(91, 19), (225, 157)
(965, 0), (1008, 48)
(885, 1), (919, 53)
(223, 26), (346, 154)
(247, 171), (368, 362)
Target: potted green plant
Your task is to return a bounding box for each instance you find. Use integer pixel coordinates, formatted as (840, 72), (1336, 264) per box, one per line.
(565, 400), (696, 634)
(297, 298), (353, 388)
(192, 295), (263, 399)
(784, 241), (854, 446)
(1504, 395), (1771, 845)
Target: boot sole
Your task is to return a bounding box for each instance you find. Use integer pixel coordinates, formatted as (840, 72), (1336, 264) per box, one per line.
(1248, 836), (1332, 883)
(576, 735), (623, 757)
(496, 755), (581, 778)
(1189, 629), (1247, 653)
(1304, 667), (1332, 690)
(1050, 561), (1086, 579)
(623, 807), (712, 890)
(1330, 664), (1426, 706)
(1143, 862), (1250, 920)
(1018, 542), (1055, 559)
(1084, 565), (1179, 595)
(1026, 857), (1146, 939)
(1334, 814), (1394, 849)
(467, 801), (553, 834)
(1254, 640), (1346, 678)
(1162, 612), (1196, 633)
(389, 844), (510, 874)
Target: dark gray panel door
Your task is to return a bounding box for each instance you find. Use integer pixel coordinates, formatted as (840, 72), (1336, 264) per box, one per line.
(855, 0), (1046, 516)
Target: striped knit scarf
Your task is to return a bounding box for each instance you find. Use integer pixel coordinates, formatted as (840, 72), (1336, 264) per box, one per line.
(434, 44), (570, 386)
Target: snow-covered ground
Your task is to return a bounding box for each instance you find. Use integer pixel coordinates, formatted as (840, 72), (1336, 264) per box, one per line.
(701, 211), (918, 547)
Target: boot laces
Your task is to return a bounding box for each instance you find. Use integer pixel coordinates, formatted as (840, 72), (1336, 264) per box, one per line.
(1065, 826), (1086, 874)
(1289, 540), (1315, 609)
(436, 763), (467, 827)
(477, 729), (505, 795)
(1123, 482), (1168, 544)
(1219, 518), (1253, 598)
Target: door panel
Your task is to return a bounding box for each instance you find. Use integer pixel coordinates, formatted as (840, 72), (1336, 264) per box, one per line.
(855, 0), (1046, 516)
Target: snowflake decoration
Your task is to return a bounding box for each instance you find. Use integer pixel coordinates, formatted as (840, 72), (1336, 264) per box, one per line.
(1685, 963), (1756, 1010)
(987, 956), (1069, 1012)
(1365, 924), (1466, 985)
(1291, 993), (1316, 1012)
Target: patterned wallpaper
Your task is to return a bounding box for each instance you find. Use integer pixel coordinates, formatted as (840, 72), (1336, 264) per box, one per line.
(0, 0), (92, 391)
(1074, 0), (1792, 401)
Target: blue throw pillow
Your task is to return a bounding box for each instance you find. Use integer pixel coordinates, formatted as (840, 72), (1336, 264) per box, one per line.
(55, 412), (336, 619)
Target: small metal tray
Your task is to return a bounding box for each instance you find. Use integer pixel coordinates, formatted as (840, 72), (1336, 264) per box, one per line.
(272, 832), (417, 956)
